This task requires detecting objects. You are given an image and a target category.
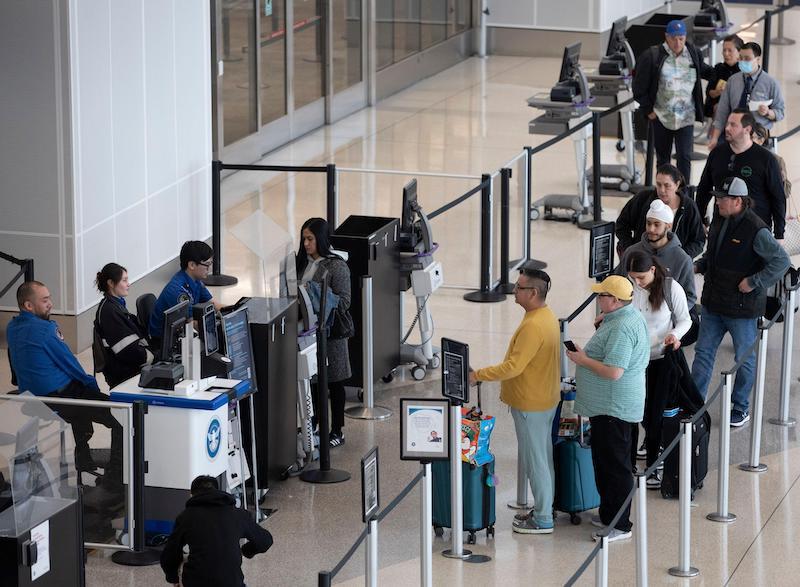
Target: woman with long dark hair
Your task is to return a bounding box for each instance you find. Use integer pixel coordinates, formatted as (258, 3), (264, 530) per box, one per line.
(626, 251), (692, 488)
(615, 164), (706, 259)
(296, 218), (352, 447)
(94, 263), (153, 388)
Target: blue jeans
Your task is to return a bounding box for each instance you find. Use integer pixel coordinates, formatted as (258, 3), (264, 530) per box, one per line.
(511, 406), (557, 525)
(691, 308), (758, 413)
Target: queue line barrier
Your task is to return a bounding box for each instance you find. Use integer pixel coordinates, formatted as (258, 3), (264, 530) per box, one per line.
(0, 251), (35, 300)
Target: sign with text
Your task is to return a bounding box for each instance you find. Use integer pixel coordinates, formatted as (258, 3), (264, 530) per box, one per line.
(441, 338), (469, 404)
(589, 221), (615, 278)
(400, 398), (450, 461)
(361, 446), (380, 523)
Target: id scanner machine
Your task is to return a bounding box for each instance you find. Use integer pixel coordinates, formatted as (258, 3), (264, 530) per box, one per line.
(398, 179), (444, 380)
(694, 0), (731, 63)
(528, 43), (594, 226)
(585, 17), (640, 194)
(138, 300), (233, 395)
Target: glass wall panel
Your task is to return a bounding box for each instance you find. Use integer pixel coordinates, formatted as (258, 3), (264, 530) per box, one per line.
(260, 0), (287, 125)
(393, 0), (419, 63)
(376, 0), (394, 71)
(421, 0), (446, 50)
(222, 0), (257, 146)
(448, 0), (470, 37)
(332, 0), (362, 92)
(293, 0), (325, 109)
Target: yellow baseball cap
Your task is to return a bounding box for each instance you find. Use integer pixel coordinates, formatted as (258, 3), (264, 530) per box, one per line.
(591, 275), (633, 301)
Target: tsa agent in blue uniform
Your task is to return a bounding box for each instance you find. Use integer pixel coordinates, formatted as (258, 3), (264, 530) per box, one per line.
(149, 241), (219, 354)
(7, 281), (123, 505)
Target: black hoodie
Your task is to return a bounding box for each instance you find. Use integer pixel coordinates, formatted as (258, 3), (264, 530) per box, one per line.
(160, 489), (273, 587)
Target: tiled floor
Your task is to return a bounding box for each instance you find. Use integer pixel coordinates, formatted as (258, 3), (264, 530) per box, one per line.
(4, 3), (800, 585)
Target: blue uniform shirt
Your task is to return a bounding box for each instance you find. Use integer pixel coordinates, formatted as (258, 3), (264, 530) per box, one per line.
(7, 311), (98, 396)
(149, 270), (212, 338)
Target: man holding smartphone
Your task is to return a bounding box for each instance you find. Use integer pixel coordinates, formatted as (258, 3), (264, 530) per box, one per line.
(469, 264), (560, 535)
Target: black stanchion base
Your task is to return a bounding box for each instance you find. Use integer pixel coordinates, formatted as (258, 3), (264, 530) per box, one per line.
(111, 548), (162, 566)
(203, 274), (239, 286)
(300, 468), (351, 484)
(494, 283), (516, 294)
(463, 290), (506, 303)
(464, 554), (493, 563)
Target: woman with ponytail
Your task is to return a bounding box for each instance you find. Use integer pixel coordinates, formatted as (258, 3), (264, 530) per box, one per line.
(94, 263), (153, 388)
(626, 251), (692, 489)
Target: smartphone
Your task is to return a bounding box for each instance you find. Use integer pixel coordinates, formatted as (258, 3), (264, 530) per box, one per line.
(563, 340), (578, 352)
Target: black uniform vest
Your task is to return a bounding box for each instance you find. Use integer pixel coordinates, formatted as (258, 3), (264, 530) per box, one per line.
(702, 209), (767, 318)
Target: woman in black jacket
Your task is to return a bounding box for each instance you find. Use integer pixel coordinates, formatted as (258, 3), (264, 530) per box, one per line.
(94, 262), (153, 388)
(615, 164), (706, 259)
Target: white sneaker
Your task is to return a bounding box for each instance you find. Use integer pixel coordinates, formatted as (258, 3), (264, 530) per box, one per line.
(590, 515), (604, 528)
(646, 472), (661, 490)
(593, 528), (632, 543)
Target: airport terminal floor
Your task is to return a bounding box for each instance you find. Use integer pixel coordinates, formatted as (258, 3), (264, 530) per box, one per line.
(5, 4), (800, 586)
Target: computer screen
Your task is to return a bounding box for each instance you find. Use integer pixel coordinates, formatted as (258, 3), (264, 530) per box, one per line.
(202, 305), (219, 356)
(558, 42), (582, 83)
(222, 307), (258, 394)
(160, 300), (190, 361)
(605, 17), (627, 57)
(401, 179), (418, 234)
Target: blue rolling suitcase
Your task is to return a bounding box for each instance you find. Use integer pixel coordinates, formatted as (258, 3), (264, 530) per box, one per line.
(431, 458), (496, 544)
(553, 435), (601, 525)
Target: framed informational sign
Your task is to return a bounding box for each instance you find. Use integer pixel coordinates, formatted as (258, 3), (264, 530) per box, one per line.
(400, 398), (450, 462)
(361, 446), (380, 523)
(589, 221), (615, 279)
(441, 338), (469, 404)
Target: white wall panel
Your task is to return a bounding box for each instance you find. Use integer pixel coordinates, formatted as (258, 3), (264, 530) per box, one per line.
(114, 202), (149, 281)
(80, 218), (116, 309)
(143, 0), (178, 195)
(147, 186), (180, 270)
(177, 167), (212, 246)
(110, 0), (147, 213)
(75, 0), (115, 232)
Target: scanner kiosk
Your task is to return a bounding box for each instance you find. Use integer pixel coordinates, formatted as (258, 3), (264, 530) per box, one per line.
(528, 43), (594, 225)
(398, 179), (444, 380)
(110, 300), (255, 531)
(694, 0), (731, 66)
(586, 17), (640, 193)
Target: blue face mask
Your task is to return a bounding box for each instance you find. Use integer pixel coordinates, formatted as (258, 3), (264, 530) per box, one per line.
(739, 60), (755, 74)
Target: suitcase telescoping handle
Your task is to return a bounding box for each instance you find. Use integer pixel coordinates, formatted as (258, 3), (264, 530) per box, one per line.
(476, 381), (482, 412)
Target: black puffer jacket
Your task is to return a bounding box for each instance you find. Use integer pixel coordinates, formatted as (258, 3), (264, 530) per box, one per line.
(160, 489), (273, 587)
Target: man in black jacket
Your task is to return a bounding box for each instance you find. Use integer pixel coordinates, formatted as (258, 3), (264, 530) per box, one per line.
(695, 109), (786, 241)
(160, 476), (273, 587)
(632, 19), (713, 183)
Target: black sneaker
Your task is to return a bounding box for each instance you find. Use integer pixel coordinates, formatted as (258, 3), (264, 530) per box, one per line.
(329, 432), (345, 448)
(730, 410), (750, 427)
(636, 440), (647, 461)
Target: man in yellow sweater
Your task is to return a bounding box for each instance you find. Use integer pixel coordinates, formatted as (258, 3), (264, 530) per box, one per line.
(469, 265), (560, 534)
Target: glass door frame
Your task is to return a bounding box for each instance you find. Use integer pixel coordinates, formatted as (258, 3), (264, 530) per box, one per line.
(326, 0), (369, 123)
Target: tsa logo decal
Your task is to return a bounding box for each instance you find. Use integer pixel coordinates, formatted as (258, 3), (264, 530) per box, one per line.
(206, 418), (221, 459)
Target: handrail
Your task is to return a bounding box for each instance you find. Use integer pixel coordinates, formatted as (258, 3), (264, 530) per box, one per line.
(319, 470), (424, 583)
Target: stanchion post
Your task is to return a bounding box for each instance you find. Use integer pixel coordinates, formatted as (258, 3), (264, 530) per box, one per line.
(464, 174), (505, 303)
(495, 168), (515, 294)
(326, 163), (338, 229)
(524, 146), (533, 261)
(318, 571), (332, 587)
(763, 10), (773, 73)
(366, 518), (378, 587)
(634, 473), (649, 586)
(741, 323), (769, 472)
(507, 456), (529, 510)
(203, 160), (239, 286)
(669, 419), (699, 577)
(644, 121), (655, 187)
(442, 402), (472, 560)
(420, 462), (433, 587)
(345, 276), (392, 420)
(770, 287), (797, 426)
(595, 534), (609, 587)
(771, 0), (796, 45)
(592, 111), (603, 222)
(24, 258), (34, 282)
(708, 373), (737, 523)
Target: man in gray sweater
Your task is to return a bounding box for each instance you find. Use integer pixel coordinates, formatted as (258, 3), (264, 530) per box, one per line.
(708, 42), (785, 151)
(618, 200), (697, 307)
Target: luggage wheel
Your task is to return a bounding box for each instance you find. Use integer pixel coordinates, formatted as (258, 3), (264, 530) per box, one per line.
(486, 525), (495, 539)
(433, 526), (444, 537)
(467, 531), (477, 545)
(570, 513), (581, 525)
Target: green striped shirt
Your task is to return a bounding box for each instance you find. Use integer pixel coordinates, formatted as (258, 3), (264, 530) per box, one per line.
(574, 303), (650, 422)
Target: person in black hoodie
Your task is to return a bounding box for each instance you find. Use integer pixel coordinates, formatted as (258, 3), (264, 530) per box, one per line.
(94, 263), (154, 388)
(160, 475), (273, 587)
(615, 164), (706, 259)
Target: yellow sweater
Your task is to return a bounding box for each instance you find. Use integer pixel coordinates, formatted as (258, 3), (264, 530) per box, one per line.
(475, 305), (560, 412)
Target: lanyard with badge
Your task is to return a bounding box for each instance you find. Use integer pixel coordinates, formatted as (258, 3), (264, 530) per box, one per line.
(741, 70), (762, 107)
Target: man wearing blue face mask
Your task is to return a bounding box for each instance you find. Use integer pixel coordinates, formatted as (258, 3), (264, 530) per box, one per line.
(708, 42), (785, 151)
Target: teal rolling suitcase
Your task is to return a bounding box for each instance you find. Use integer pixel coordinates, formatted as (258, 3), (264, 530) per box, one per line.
(553, 436), (600, 525)
(431, 458), (496, 544)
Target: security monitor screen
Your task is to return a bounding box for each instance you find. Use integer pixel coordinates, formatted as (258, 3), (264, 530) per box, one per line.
(441, 338), (469, 404)
(203, 307), (219, 356)
(222, 308), (258, 393)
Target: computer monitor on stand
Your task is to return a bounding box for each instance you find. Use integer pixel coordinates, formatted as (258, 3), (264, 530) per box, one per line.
(193, 302), (233, 379)
(160, 300), (190, 362)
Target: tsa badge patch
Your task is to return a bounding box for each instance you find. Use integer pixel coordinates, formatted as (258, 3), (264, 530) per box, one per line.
(178, 292), (191, 304)
(206, 418), (222, 459)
